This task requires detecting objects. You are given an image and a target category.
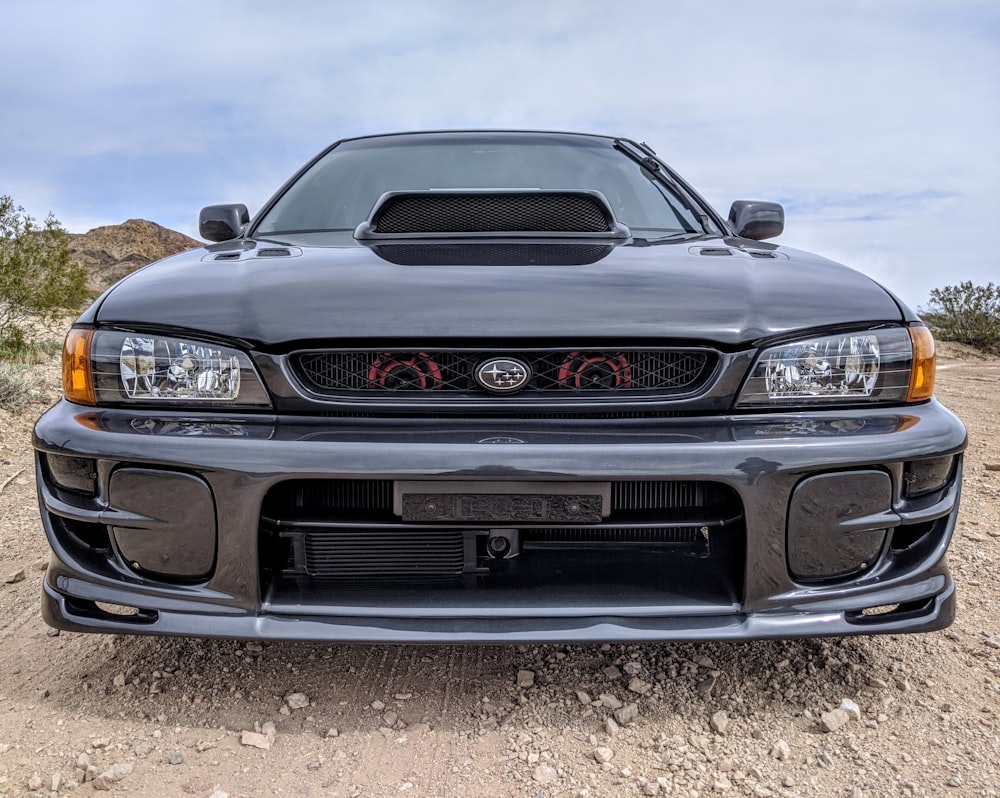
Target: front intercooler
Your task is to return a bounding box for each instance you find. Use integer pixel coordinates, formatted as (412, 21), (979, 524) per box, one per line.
(258, 480), (744, 598)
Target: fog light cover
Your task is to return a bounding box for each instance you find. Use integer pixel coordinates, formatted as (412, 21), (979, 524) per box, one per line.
(738, 328), (911, 406)
(904, 456), (954, 498)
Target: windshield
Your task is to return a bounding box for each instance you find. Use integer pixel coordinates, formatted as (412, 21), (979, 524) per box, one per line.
(254, 134), (707, 239)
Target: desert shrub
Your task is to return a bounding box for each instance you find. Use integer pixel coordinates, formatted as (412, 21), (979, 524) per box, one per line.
(0, 195), (88, 359)
(921, 281), (1000, 354)
(0, 361), (49, 412)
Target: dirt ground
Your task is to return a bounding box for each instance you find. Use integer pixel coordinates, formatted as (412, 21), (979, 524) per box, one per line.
(0, 343), (997, 798)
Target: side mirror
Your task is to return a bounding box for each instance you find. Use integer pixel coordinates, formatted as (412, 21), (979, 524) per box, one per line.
(728, 200), (784, 241)
(199, 204), (250, 242)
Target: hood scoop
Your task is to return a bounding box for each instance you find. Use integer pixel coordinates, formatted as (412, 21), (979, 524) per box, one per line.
(370, 242), (615, 267)
(354, 189), (631, 240)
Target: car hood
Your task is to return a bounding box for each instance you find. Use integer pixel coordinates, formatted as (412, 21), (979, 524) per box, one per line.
(93, 238), (904, 348)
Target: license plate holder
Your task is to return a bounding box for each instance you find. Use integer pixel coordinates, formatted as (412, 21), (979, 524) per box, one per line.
(394, 481), (611, 523)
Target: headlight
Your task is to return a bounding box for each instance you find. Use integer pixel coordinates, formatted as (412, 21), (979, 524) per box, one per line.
(63, 329), (271, 408)
(737, 326), (933, 407)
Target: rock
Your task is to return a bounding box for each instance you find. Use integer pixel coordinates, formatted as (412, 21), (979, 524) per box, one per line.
(614, 703), (639, 725)
(623, 661), (642, 675)
(51, 773), (62, 792)
(383, 711), (398, 727)
(839, 698), (862, 721)
(642, 779), (661, 795)
(594, 746), (614, 764)
(245, 642), (263, 652)
(713, 776), (732, 792)
(599, 693), (623, 710)
(325, 727), (340, 738)
(3, 569), (25, 584)
(371, 700), (386, 711)
(820, 708), (851, 733)
(710, 710), (729, 735)
(605, 717), (620, 736)
(770, 740), (791, 760)
(240, 730), (272, 750)
(285, 692), (310, 709)
(92, 762), (133, 791)
(517, 669), (535, 688)
(628, 677), (652, 695)
(113, 673), (126, 688)
(32, 559), (49, 572)
(168, 751), (184, 765)
(27, 774), (43, 791)
(261, 721), (277, 742)
(533, 764), (558, 782)
(575, 690), (591, 705)
(696, 674), (717, 695)
(602, 665), (622, 680)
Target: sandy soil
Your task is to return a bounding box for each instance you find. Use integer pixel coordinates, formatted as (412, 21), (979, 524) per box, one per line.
(0, 343), (997, 798)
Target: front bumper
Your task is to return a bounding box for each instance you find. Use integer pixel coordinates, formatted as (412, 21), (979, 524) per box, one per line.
(34, 399), (967, 642)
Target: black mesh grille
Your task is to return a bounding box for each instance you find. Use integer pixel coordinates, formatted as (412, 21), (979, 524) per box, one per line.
(372, 193), (612, 234)
(522, 527), (702, 544)
(292, 348), (714, 397)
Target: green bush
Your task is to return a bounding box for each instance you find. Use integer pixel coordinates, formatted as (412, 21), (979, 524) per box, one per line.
(0, 195), (88, 359)
(921, 281), (1000, 354)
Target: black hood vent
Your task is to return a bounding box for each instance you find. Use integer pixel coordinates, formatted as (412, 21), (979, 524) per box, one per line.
(696, 247), (734, 257)
(355, 190), (630, 240)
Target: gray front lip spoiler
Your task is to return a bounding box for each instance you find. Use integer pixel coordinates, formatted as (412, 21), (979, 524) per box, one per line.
(42, 571), (955, 643)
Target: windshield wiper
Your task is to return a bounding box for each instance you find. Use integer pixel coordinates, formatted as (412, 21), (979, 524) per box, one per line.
(630, 231), (708, 246)
(613, 139), (716, 235)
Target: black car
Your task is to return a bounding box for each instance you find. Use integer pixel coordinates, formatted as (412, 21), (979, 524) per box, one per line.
(34, 131), (967, 642)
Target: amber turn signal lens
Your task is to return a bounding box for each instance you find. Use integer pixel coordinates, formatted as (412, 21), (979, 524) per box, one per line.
(62, 329), (95, 405)
(907, 325), (936, 402)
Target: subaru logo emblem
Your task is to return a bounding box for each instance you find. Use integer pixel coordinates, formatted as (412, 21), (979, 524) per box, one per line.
(476, 358), (531, 393)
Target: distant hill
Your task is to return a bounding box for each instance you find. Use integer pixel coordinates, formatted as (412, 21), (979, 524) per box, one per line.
(69, 219), (201, 290)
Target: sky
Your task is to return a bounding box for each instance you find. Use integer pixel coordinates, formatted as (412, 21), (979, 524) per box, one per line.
(1, 0), (997, 310)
